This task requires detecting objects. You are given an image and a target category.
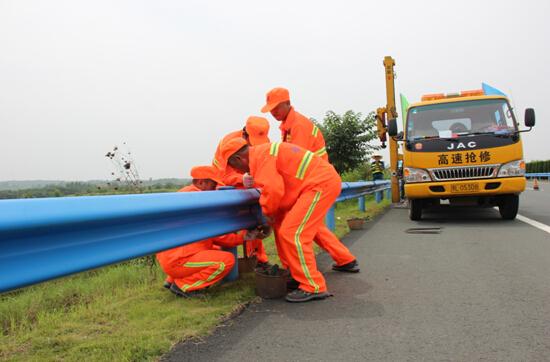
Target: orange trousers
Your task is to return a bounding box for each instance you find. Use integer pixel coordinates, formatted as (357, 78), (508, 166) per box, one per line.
(313, 224), (355, 266)
(162, 250), (235, 292)
(245, 239), (268, 263)
(274, 180), (341, 293)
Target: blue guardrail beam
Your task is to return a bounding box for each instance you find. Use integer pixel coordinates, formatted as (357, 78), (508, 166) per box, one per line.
(0, 189), (261, 293)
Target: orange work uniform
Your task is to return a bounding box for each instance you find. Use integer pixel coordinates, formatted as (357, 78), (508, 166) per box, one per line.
(156, 185), (243, 291)
(280, 108), (355, 266)
(249, 142), (343, 293)
(212, 131), (269, 263)
(280, 107), (328, 160)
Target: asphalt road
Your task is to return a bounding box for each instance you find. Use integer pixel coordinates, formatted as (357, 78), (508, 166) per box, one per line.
(164, 191), (550, 362)
(520, 180), (550, 225)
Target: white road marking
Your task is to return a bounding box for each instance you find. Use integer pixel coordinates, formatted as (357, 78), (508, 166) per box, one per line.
(516, 214), (550, 235)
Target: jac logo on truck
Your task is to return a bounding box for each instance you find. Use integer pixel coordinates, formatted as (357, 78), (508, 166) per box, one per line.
(446, 141), (477, 150)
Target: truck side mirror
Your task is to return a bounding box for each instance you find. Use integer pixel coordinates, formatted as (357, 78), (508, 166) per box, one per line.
(388, 118), (398, 137)
(525, 108), (535, 127)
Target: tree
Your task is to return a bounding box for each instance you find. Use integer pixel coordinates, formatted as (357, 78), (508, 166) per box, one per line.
(316, 110), (379, 174)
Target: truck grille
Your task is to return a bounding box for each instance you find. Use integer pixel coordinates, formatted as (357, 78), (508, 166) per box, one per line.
(429, 164), (499, 181)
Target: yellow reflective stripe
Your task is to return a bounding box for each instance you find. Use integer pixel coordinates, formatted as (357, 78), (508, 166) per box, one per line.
(296, 151), (314, 180)
(213, 158), (221, 169)
(315, 147), (327, 156)
(294, 191), (322, 293)
(312, 125), (319, 137)
(181, 261), (226, 291)
(270, 142), (281, 156)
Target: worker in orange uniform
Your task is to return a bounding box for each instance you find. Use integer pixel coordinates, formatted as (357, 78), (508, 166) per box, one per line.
(261, 87), (359, 273)
(157, 165), (261, 298)
(212, 116), (271, 266)
(220, 138), (341, 302)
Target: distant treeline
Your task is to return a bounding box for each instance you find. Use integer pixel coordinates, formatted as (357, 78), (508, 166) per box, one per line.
(0, 180), (189, 200)
(526, 160), (550, 174)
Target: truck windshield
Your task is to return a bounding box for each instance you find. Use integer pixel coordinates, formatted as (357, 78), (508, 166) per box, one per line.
(406, 99), (517, 141)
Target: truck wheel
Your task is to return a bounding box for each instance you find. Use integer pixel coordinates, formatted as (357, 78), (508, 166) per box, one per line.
(498, 195), (519, 220)
(409, 199), (423, 220)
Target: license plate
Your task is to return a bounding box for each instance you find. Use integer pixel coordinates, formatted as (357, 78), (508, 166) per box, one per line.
(451, 183), (480, 193)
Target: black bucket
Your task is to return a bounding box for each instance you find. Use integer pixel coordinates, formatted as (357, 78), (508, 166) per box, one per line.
(238, 256), (257, 274)
(255, 268), (289, 299)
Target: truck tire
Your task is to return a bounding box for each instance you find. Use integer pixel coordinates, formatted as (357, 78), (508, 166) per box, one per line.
(409, 199), (423, 220)
(498, 195), (519, 220)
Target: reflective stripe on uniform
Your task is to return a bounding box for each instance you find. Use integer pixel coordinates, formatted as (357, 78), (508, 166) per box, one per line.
(213, 158), (221, 169)
(294, 191), (322, 293)
(314, 146), (327, 157)
(296, 151), (314, 180)
(312, 125), (320, 137)
(270, 142), (281, 156)
(181, 261), (226, 291)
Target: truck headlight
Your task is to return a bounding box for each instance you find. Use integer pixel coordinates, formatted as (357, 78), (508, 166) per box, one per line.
(497, 160), (525, 177)
(404, 167), (431, 183)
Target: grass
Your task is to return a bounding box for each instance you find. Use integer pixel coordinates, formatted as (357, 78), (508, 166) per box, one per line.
(0, 196), (389, 361)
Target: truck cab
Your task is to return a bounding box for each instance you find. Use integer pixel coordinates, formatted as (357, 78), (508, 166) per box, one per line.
(402, 88), (535, 220)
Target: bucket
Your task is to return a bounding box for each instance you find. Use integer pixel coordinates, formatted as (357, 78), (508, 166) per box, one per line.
(347, 217), (367, 230)
(238, 256), (257, 274)
(255, 268), (290, 299)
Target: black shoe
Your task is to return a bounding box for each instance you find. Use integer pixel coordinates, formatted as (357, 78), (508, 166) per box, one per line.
(285, 288), (330, 303)
(163, 281), (173, 289)
(286, 277), (299, 291)
(332, 259), (360, 273)
(169, 283), (205, 298)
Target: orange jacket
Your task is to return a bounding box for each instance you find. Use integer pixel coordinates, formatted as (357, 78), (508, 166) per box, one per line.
(280, 107), (328, 161)
(156, 185), (244, 266)
(249, 142), (340, 216)
(213, 130), (247, 187)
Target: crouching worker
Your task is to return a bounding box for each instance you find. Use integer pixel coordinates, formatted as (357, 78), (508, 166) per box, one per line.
(156, 165), (257, 298)
(220, 139), (343, 303)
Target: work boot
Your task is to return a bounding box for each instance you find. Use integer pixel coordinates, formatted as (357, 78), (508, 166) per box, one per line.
(169, 283), (205, 298)
(286, 277), (299, 291)
(285, 289), (330, 303)
(332, 259), (360, 273)
(163, 281), (173, 289)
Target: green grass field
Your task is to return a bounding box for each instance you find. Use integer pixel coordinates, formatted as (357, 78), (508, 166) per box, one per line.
(0, 197), (389, 361)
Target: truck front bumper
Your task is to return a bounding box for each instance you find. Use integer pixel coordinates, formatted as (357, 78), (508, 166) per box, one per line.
(405, 177), (525, 199)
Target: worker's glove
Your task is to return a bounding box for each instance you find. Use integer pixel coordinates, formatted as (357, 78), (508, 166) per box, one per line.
(244, 229), (259, 240)
(243, 173), (254, 188)
(256, 224), (272, 239)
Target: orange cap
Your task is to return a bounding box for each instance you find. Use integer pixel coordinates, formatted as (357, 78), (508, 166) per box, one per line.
(261, 87), (290, 113)
(219, 137), (248, 169)
(245, 116), (270, 146)
(190, 165), (223, 185)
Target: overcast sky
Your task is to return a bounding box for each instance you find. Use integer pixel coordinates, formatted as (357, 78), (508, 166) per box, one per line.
(1, 0), (548, 181)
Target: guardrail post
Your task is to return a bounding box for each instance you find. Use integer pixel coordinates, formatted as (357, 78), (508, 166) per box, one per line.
(385, 188), (391, 200)
(222, 246), (239, 281)
(375, 190), (383, 203)
(358, 196), (366, 212)
(326, 205), (336, 231)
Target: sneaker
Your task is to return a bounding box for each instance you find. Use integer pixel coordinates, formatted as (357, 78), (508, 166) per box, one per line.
(332, 259), (360, 273)
(169, 283), (205, 298)
(286, 277), (299, 291)
(163, 281), (173, 289)
(285, 288), (330, 303)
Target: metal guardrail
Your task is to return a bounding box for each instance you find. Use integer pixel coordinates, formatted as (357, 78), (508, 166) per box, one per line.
(525, 173), (550, 179)
(0, 190), (261, 293)
(326, 180), (391, 230)
(0, 181), (391, 293)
